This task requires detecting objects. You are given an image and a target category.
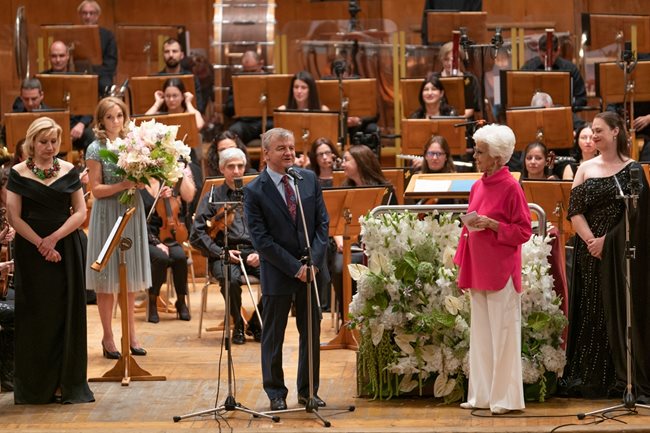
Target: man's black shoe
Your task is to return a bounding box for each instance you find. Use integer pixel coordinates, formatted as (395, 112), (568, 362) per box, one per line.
(246, 325), (262, 342)
(269, 397), (287, 411)
(232, 328), (246, 345)
(298, 394), (326, 407)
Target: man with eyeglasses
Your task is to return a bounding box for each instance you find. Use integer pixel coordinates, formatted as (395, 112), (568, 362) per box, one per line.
(77, 0), (117, 96)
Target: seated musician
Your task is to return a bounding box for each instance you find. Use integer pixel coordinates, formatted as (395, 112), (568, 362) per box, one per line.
(224, 51), (273, 145)
(39, 41), (96, 152)
(521, 142), (559, 180)
(157, 38), (206, 114)
(330, 145), (396, 315)
(277, 70), (329, 111)
(562, 123), (595, 180)
(205, 131), (258, 178)
(140, 167), (196, 323)
(409, 73), (457, 119)
(190, 148), (262, 344)
(306, 137), (341, 188)
(438, 41), (481, 120)
(145, 77), (204, 131)
(521, 34), (587, 110)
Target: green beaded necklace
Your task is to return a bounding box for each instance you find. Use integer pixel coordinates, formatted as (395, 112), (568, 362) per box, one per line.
(26, 157), (61, 180)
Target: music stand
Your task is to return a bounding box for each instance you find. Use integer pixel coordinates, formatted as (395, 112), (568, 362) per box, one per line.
(500, 70), (572, 109)
(35, 74), (98, 115)
(400, 118), (467, 158)
(405, 172), (521, 201)
(273, 111), (339, 154)
(115, 25), (182, 79)
(425, 11), (488, 45)
(89, 208), (166, 385)
(132, 113), (199, 149)
(231, 74), (293, 134)
(129, 75), (197, 115)
(40, 25), (102, 71)
(400, 77), (466, 120)
(321, 186), (387, 350)
(506, 106), (574, 151)
(584, 14), (650, 53)
(4, 111), (72, 155)
(317, 78), (378, 118)
(596, 61), (650, 108)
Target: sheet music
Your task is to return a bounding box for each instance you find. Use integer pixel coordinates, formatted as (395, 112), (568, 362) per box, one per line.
(413, 179), (452, 193)
(96, 215), (123, 265)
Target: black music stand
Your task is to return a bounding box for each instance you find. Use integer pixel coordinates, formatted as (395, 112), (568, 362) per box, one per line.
(321, 186), (386, 351)
(89, 208), (166, 385)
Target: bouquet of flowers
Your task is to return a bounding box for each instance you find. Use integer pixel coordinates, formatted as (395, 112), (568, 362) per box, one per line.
(100, 119), (191, 205)
(349, 210), (567, 402)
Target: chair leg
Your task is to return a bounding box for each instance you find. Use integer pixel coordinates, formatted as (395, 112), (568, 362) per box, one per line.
(198, 279), (209, 338)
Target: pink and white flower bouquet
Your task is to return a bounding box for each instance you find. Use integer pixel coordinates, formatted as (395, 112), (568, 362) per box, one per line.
(100, 119), (191, 204)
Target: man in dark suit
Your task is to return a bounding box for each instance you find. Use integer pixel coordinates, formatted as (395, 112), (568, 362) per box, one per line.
(244, 128), (329, 411)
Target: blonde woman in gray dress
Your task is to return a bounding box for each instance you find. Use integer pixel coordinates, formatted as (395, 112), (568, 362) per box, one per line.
(85, 97), (151, 359)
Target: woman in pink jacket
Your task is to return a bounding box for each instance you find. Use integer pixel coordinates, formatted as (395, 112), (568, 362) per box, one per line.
(454, 124), (532, 415)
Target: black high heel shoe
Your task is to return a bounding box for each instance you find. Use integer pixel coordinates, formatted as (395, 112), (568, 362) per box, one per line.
(175, 300), (191, 321)
(102, 342), (121, 360)
(130, 346), (147, 356)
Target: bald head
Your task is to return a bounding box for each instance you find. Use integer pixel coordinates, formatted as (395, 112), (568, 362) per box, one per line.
(241, 51), (263, 73)
(49, 41), (70, 72)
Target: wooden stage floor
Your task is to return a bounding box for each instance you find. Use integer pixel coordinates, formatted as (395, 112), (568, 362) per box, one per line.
(1, 285), (650, 433)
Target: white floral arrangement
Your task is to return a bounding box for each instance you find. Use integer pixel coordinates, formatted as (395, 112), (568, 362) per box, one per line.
(100, 119), (191, 204)
(349, 210), (567, 402)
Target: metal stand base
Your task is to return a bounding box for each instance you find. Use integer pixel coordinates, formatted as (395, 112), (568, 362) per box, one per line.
(578, 398), (650, 419)
(173, 395), (280, 423)
(262, 401), (356, 428)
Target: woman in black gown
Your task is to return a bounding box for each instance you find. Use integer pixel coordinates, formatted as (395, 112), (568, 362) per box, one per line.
(563, 111), (650, 400)
(6, 117), (93, 404)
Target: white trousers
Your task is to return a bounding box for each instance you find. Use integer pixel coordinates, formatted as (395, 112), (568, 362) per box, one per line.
(467, 278), (525, 411)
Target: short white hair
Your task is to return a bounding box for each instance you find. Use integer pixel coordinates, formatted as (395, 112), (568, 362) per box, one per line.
(472, 124), (516, 163)
(219, 148), (246, 170)
(531, 91), (553, 108)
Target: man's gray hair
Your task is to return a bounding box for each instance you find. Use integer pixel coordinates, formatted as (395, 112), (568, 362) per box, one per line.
(261, 128), (294, 150)
(472, 124), (516, 163)
(219, 147), (247, 170)
(530, 91), (553, 108)
(21, 77), (42, 91)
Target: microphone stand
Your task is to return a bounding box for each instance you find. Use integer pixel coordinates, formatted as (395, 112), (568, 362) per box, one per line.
(336, 70), (349, 152)
(262, 172), (355, 426)
(173, 200), (279, 424)
(577, 175), (650, 419)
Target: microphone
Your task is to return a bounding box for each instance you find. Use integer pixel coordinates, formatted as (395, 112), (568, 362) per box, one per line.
(630, 167), (641, 209)
(208, 185), (214, 204)
(491, 27), (503, 60)
(332, 58), (347, 78)
(117, 78), (129, 97)
(286, 167), (303, 180)
(232, 177), (244, 201)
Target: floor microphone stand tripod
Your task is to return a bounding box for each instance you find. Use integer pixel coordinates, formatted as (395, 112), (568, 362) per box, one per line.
(174, 201), (278, 424)
(263, 171), (355, 427)
(578, 175), (650, 419)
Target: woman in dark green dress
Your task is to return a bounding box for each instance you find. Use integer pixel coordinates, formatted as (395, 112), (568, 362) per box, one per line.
(6, 117), (93, 404)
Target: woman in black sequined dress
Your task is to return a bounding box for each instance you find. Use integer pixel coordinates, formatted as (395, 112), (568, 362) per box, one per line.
(563, 112), (650, 400)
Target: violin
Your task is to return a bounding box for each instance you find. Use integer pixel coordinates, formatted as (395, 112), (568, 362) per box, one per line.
(155, 183), (188, 244)
(0, 209), (13, 298)
(206, 204), (239, 239)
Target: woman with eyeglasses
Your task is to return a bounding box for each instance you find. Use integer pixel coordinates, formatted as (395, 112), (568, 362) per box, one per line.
(307, 137), (340, 188)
